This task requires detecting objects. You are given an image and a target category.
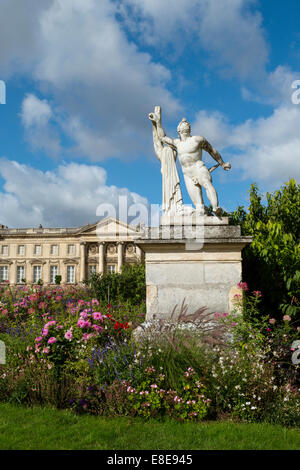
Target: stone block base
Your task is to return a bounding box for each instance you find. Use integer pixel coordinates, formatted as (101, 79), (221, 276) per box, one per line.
(137, 219), (252, 321)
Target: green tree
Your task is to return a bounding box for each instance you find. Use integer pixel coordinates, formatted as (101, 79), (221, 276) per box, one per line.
(230, 179), (300, 320)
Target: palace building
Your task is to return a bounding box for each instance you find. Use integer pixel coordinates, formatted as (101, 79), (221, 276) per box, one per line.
(0, 217), (144, 285)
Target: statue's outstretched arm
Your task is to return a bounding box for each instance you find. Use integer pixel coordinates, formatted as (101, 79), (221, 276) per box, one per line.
(200, 137), (231, 170)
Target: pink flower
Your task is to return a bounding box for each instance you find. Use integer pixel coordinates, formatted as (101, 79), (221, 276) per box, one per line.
(44, 321), (56, 328)
(42, 347), (49, 354)
(56, 325), (63, 330)
(214, 313), (221, 319)
(29, 294), (38, 302)
(222, 313), (228, 317)
(297, 327), (300, 332)
(92, 324), (103, 332)
(80, 311), (88, 319)
(237, 281), (248, 291)
(42, 328), (49, 337)
(39, 302), (47, 309)
(47, 364), (52, 369)
(65, 330), (73, 340)
(84, 321), (92, 328)
(35, 336), (43, 342)
(269, 318), (276, 324)
(283, 315), (291, 322)
(77, 319), (86, 328)
(92, 299), (99, 305)
(48, 337), (57, 345)
(92, 312), (103, 321)
(252, 290), (262, 297)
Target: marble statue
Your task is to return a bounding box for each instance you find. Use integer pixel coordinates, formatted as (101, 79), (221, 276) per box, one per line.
(149, 107), (231, 216)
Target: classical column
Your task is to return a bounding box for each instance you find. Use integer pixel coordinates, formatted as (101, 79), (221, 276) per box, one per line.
(59, 260), (65, 284)
(10, 261), (16, 285)
(26, 261), (32, 284)
(79, 242), (86, 282)
(117, 241), (124, 273)
(98, 242), (105, 274)
(44, 260), (50, 285)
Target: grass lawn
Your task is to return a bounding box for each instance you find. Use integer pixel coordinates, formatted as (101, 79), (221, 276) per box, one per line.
(0, 403), (299, 450)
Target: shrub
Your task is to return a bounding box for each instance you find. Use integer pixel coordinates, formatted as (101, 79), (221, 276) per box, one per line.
(230, 179), (300, 320)
(88, 263), (146, 306)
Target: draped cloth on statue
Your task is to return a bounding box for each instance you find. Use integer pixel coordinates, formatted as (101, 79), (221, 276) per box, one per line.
(160, 146), (183, 214)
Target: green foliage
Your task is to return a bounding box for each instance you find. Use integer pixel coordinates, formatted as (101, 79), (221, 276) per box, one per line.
(230, 179), (300, 319)
(55, 275), (62, 285)
(88, 263), (146, 306)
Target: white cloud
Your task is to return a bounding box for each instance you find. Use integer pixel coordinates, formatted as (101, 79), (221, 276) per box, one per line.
(0, 0), (272, 163)
(0, 159), (149, 227)
(20, 94), (61, 156)
(121, 0), (269, 80)
(21, 94), (53, 128)
(0, 0), (181, 161)
(0, 0), (52, 78)
(192, 104), (300, 186)
(31, 0), (181, 160)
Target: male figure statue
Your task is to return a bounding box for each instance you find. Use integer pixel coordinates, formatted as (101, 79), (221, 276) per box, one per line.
(149, 113), (231, 215)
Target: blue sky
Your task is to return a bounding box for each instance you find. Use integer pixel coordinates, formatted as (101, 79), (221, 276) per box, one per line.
(0, 0), (299, 227)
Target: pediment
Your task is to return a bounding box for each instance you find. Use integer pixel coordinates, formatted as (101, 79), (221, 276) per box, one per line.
(76, 217), (142, 241)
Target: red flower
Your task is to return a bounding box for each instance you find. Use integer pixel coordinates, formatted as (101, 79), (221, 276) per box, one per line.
(107, 304), (112, 309)
(114, 321), (120, 330)
(124, 322), (129, 329)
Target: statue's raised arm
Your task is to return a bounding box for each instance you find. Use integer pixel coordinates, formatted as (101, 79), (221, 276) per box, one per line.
(148, 106), (183, 215)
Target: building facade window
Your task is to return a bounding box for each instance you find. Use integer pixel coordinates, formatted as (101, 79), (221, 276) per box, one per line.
(18, 245), (25, 255)
(0, 266), (8, 281)
(88, 265), (97, 278)
(50, 265), (58, 284)
(50, 245), (58, 255)
(33, 266), (42, 283)
(68, 244), (75, 255)
(1, 245), (8, 256)
(107, 264), (116, 274)
(67, 265), (75, 283)
(17, 266), (25, 283)
(34, 245), (41, 255)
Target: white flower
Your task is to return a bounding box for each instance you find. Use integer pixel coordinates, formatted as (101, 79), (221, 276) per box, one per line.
(246, 402), (251, 406)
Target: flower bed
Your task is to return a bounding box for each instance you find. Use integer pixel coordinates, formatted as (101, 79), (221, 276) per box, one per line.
(0, 283), (299, 425)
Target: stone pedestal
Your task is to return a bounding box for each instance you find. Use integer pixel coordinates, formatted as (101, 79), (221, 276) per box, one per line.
(136, 217), (252, 321)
